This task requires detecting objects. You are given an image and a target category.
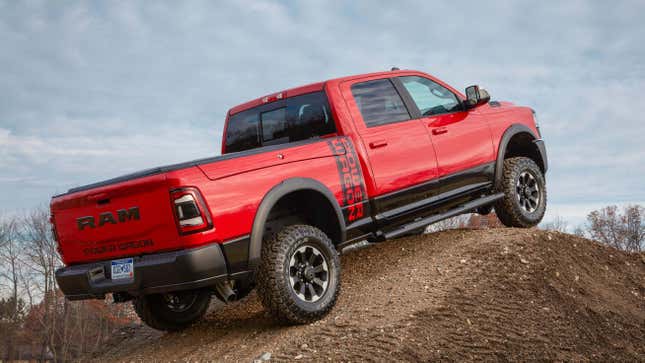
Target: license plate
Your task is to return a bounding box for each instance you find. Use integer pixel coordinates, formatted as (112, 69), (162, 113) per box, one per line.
(111, 258), (134, 280)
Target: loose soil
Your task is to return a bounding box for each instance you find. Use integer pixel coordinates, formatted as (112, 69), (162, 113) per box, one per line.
(92, 229), (645, 362)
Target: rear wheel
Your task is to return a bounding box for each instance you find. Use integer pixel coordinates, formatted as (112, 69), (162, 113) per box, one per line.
(495, 157), (547, 227)
(257, 224), (340, 324)
(133, 289), (211, 331)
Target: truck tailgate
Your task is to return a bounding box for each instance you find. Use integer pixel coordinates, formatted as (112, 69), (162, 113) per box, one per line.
(51, 174), (179, 265)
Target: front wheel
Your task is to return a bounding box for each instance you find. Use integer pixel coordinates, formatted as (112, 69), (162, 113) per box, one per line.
(494, 157), (547, 228)
(257, 224), (341, 324)
(132, 289), (211, 331)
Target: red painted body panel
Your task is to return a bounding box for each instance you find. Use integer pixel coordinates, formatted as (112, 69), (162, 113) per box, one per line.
(51, 69), (540, 267)
(198, 148), (346, 243)
(481, 102), (539, 157)
(424, 110), (495, 177)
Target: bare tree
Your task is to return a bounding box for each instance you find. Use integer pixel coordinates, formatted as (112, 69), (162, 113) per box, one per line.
(586, 204), (644, 252)
(0, 216), (20, 310)
(573, 225), (586, 238)
(0, 215), (24, 359)
(20, 207), (62, 361)
(624, 205), (645, 252)
(543, 215), (569, 233)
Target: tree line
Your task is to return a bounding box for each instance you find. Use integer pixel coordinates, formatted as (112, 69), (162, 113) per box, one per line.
(543, 204), (644, 253)
(0, 208), (134, 362)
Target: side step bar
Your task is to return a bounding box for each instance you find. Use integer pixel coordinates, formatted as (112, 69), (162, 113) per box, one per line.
(383, 193), (505, 240)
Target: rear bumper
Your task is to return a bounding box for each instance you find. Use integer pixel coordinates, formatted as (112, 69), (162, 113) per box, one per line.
(55, 243), (228, 300)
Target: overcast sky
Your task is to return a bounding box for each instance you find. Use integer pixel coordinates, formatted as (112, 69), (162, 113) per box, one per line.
(1, 1), (644, 228)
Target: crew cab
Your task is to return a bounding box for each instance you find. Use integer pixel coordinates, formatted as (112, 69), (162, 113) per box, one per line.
(52, 69), (547, 331)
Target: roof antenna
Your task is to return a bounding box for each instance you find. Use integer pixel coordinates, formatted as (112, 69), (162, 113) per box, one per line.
(391, 66), (400, 71)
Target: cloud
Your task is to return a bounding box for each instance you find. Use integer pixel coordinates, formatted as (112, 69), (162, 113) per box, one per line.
(0, 0), (644, 224)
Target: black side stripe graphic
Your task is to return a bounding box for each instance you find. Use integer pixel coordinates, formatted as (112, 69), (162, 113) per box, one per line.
(327, 137), (367, 222)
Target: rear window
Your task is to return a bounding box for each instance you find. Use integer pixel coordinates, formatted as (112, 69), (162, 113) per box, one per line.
(225, 91), (336, 153)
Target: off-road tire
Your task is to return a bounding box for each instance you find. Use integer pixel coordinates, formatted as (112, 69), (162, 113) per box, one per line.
(257, 224), (340, 324)
(132, 289), (211, 331)
(495, 157), (547, 227)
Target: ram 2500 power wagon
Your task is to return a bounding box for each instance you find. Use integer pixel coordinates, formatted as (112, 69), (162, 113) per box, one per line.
(52, 69), (547, 331)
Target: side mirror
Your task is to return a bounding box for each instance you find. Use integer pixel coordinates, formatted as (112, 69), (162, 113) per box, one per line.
(464, 85), (490, 108)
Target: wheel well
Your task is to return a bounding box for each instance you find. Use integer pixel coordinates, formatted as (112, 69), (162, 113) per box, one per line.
(264, 189), (343, 245)
(504, 132), (545, 172)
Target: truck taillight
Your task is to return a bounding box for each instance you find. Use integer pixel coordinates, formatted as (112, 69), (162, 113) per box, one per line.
(170, 187), (213, 235)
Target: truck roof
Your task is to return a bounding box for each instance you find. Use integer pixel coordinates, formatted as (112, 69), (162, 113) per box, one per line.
(227, 69), (414, 116)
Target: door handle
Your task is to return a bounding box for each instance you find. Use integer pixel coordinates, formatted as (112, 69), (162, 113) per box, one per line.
(369, 140), (388, 149)
(432, 127), (448, 135)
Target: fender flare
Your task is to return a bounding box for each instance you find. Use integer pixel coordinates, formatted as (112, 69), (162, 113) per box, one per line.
(494, 124), (547, 188)
(248, 177), (346, 270)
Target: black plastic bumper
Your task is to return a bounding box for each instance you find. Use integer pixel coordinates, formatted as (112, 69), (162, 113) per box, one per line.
(55, 243), (228, 300)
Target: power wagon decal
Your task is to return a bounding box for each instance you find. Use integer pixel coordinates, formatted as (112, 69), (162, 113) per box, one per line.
(327, 137), (367, 223)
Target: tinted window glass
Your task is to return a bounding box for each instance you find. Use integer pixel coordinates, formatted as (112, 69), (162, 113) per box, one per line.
(261, 108), (288, 145)
(286, 92), (335, 142)
(225, 91), (336, 153)
(225, 108), (260, 153)
(399, 76), (461, 116)
(351, 79), (410, 127)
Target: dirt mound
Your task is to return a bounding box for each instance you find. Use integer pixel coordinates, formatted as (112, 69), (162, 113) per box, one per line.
(93, 229), (645, 362)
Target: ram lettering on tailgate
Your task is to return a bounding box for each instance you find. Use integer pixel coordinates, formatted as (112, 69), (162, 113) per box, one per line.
(76, 207), (140, 230)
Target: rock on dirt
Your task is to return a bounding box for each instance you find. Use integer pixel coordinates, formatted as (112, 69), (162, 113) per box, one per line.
(92, 229), (645, 362)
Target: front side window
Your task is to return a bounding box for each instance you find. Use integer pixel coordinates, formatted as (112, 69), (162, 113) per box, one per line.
(351, 79), (410, 127)
(225, 91), (336, 153)
(399, 76), (462, 116)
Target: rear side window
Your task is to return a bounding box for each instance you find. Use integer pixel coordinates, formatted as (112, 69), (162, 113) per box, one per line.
(351, 79), (410, 127)
(225, 91), (336, 153)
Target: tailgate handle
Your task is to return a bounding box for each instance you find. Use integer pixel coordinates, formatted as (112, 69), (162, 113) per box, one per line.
(87, 192), (110, 205)
(87, 192), (108, 201)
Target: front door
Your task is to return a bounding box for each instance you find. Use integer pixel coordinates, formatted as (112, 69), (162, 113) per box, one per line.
(396, 75), (495, 193)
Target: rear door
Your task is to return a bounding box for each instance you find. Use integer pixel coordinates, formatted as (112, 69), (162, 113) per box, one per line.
(396, 75), (495, 193)
(342, 77), (439, 214)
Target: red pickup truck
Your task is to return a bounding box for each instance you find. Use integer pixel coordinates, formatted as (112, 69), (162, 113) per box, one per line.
(52, 69), (547, 331)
